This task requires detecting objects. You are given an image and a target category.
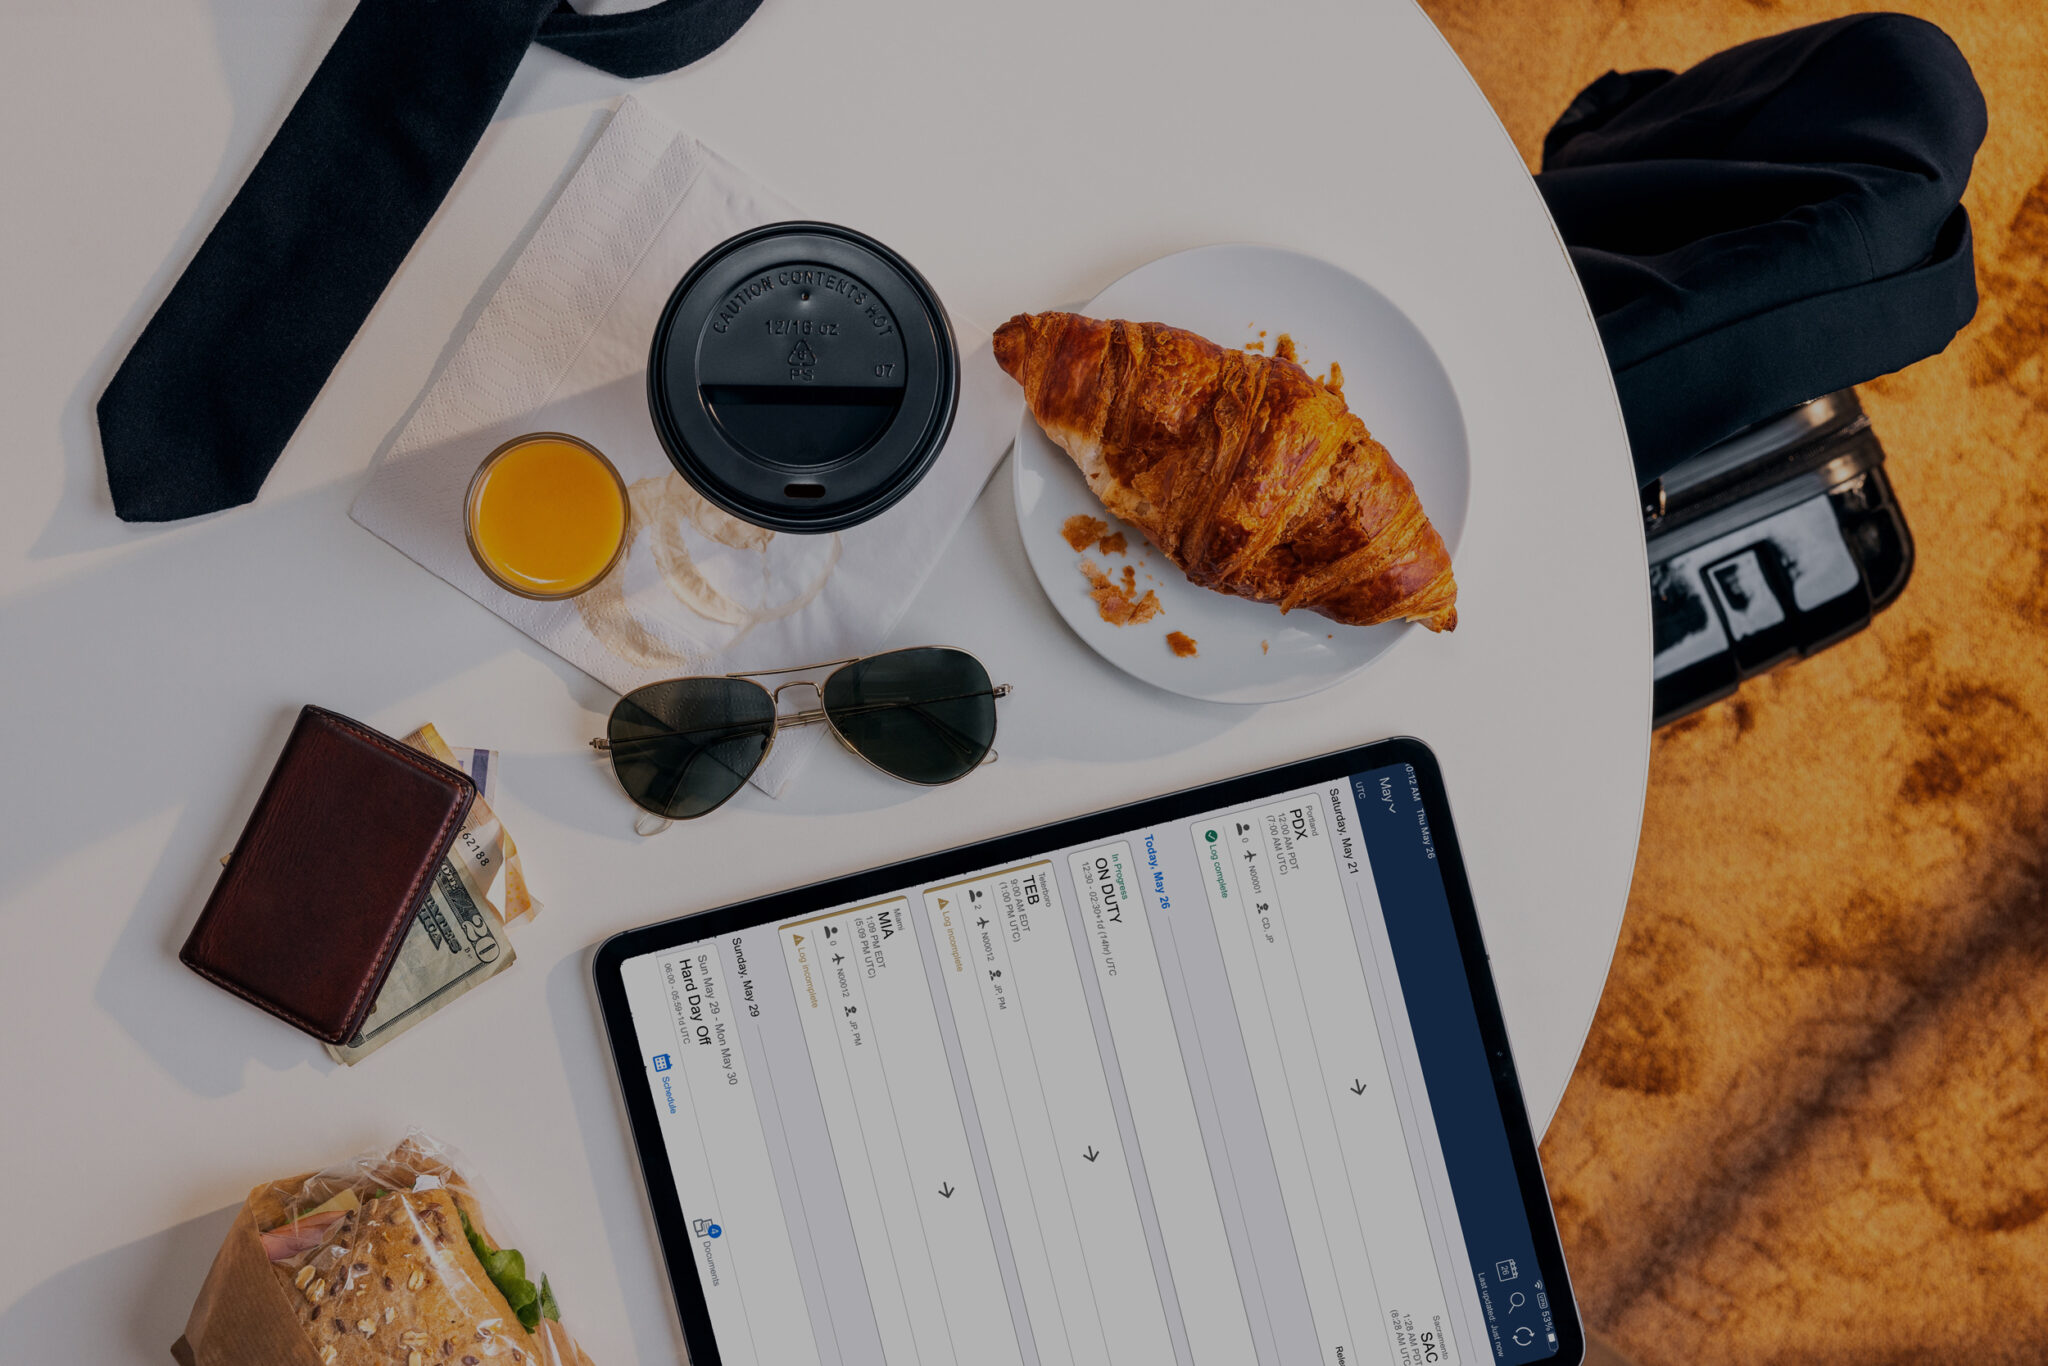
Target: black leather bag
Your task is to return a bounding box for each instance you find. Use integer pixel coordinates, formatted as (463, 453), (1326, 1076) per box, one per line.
(1646, 390), (1913, 726)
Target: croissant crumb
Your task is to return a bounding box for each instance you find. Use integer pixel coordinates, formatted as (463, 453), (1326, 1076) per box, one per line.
(1061, 514), (1108, 552)
(1081, 559), (1162, 626)
(1166, 631), (1199, 658)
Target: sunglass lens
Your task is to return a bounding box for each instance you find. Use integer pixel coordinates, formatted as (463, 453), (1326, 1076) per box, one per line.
(822, 648), (997, 785)
(607, 679), (776, 819)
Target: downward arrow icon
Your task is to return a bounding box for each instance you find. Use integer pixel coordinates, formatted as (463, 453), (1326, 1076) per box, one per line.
(1350, 1080), (1367, 1095)
(938, 1182), (955, 1199)
(1082, 1146), (1100, 1163)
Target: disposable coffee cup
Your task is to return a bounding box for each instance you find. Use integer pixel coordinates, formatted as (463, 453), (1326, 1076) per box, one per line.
(646, 222), (959, 534)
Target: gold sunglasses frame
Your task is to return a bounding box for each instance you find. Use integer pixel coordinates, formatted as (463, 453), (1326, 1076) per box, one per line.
(590, 645), (1013, 823)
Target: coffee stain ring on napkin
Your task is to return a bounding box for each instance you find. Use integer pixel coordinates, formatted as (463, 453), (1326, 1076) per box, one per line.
(575, 472), (842, 672)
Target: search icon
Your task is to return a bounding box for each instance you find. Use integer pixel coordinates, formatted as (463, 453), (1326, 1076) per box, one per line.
(1509, 1292), (1525, 1310)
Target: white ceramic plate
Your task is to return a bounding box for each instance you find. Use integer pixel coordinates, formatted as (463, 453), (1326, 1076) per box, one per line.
(1012, 244), (1470, 703)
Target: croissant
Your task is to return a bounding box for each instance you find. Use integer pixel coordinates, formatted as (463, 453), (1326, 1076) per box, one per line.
(995, 311), (1457, 632)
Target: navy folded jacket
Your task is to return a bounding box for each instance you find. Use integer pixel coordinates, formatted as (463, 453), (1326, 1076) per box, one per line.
(1537, 13), (1986, 480)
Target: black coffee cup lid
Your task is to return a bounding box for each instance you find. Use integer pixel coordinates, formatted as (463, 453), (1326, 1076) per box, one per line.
(647, 222), (959, 533)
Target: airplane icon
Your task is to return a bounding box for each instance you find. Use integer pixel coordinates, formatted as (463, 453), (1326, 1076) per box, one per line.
(1243, 850), (1256, 863)
(977, 917), (989, 929)
(832, 953), (845, 964)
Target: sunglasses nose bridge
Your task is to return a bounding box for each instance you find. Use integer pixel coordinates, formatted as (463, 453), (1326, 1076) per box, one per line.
(769, 678), (833, 732)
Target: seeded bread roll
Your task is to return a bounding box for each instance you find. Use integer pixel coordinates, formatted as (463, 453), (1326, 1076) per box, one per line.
(272, 1189), (542, 1366)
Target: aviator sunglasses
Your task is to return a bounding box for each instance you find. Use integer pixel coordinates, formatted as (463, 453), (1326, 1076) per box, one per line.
(592, 646), (1012, 825)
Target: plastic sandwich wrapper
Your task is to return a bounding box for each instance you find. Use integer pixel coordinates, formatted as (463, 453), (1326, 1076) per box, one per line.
(173, 1134), (595, 1366)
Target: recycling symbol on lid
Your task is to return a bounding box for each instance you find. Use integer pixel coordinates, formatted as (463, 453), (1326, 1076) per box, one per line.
(786, 339), (818, 366)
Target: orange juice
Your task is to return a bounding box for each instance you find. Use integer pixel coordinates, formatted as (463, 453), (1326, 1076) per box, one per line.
(465, 434), (628, 599)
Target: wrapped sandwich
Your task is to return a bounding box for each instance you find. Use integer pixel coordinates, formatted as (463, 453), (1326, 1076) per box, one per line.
(173, 1135), (594, 1366)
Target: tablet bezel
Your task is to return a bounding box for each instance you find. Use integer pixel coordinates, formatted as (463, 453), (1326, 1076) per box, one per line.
(592, 735), (1586, 1366)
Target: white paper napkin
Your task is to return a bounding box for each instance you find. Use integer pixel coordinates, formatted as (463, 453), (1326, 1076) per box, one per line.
(352, 97), (1018, 793)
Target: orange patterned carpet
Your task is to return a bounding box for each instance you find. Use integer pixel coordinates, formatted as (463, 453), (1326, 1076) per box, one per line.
(1417, 2), (2048, 1361)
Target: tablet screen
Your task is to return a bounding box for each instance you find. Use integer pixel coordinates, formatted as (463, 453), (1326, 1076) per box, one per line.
(611, 755), (1566, 1366)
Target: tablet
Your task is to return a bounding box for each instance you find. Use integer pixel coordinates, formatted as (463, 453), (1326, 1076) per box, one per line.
(594, 737), (1583, 1366)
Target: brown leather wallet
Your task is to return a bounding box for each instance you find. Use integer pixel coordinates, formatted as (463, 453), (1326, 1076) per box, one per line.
(179, 705), (475, 1044)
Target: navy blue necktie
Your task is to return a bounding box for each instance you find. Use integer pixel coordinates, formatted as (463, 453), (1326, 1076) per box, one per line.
(97, 0), (762, 522)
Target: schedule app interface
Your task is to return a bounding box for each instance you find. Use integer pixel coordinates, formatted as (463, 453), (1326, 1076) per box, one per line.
(621, 763), (1560, 1365)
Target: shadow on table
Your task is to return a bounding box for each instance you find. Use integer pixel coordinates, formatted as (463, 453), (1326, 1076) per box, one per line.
(0, 1202), (236, 1366)
(35, 0), (355, 559)
(929, 457), (1251, 765)
(545, 947), (695, 1366)
(6, 455), (1240, 1096)
(748, 448), (1253, 820)
(0, 474), (546, 1096)
(486, 445), (1253, 835)
(21, 132), (1250, 1097)
(38, 0), (609, 563)
(89, 696), (342, 1100)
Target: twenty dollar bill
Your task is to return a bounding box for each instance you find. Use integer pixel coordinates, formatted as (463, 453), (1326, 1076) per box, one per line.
(325, 857), (514, 1064)
(322, 724), (530, 1065)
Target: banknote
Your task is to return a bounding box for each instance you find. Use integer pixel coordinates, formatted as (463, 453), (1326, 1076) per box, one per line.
(325, 856), (515, 1064)
(321, 724), (535, 1064)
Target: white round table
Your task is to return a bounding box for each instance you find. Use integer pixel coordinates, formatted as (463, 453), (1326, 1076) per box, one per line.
(0, 2), (1648, 1362)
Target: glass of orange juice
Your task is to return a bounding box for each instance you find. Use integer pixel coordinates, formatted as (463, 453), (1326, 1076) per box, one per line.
(464, 433), (630, 600)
